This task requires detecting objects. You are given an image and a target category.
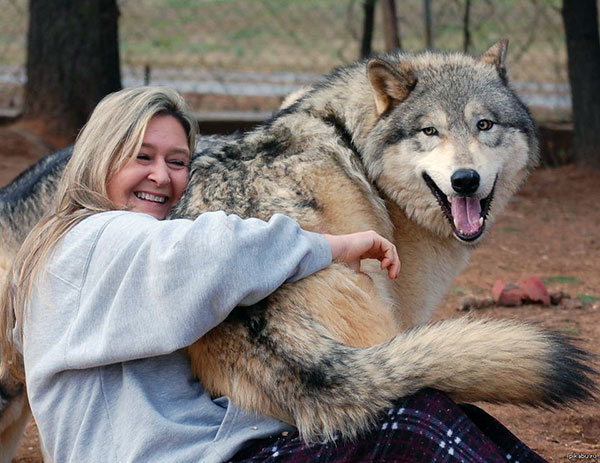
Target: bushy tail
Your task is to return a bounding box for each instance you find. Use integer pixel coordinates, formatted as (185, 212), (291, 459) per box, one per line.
(204, 316), (596, 443)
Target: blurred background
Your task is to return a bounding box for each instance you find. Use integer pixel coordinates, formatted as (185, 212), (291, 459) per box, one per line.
(0, 1), (580, 147)
(0, 0), (572, 113)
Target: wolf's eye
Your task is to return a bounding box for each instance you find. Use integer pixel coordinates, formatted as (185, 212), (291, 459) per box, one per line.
(422, 127), (438, 136)
(477, 119), (494, 131)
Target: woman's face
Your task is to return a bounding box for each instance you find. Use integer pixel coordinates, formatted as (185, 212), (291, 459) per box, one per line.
(107, 114), (191, 220)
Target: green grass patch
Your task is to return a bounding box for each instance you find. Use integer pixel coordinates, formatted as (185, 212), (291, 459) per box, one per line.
(576, 293), (599, 304)
(450, 286), (469, 295)
(543, 275), (582, 285)
(560, 325), (581, 336)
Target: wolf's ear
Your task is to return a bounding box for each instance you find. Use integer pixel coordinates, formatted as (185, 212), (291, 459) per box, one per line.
(367, 59), (416, 115)
(478, 39), (509, 82)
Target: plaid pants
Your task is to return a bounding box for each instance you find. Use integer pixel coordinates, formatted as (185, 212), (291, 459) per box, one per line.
(229, 389), (546, 463)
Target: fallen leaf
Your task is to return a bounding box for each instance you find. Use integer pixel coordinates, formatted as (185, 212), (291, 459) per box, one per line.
(517, 276), (551, 306)
(491, 280), (505, 302)
(497, 285), (526, 306)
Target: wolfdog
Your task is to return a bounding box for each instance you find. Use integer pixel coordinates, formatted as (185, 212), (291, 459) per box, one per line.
(0, 41), (595, 457)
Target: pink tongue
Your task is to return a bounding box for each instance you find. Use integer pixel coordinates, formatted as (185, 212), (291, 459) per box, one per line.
(450, 197), (482, 235)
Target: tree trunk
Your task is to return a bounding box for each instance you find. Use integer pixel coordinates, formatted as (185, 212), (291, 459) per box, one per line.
(361, 0), (377, 58)
(423, 0), (433, 49)
(562, 0), (600, 167)
(25, 0), (121, 141)
(463, 0), (471, 53)
(381, 0), (401, 52)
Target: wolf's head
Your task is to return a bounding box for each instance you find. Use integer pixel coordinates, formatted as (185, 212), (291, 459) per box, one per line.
(360, 40), (538, 244)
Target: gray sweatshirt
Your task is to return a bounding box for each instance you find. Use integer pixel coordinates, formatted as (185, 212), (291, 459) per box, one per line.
(22, 210), (332, 462)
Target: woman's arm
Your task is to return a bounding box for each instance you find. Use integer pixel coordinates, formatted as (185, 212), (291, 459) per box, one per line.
(38, 211), (397, 370)
(59, 211), (330, 367)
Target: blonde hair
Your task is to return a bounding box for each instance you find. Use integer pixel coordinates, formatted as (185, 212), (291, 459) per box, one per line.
(0, 86), (197, 381)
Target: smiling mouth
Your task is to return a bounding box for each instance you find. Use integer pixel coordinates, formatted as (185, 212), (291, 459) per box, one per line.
(422, 173), (496, 242)
(134, 192), (167, 204)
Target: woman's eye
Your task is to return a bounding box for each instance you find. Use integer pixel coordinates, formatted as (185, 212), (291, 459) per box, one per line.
(422, 127), (438, 136)
(169, 160), (188, 168)
(137, 153), (151, 161)
(477, 119), (494, 131)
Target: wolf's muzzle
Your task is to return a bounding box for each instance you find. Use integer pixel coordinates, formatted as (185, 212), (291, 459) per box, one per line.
(422, 172), (496, 242)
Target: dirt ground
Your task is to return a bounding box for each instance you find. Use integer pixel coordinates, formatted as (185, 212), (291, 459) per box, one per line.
(1, 122), (598, 463)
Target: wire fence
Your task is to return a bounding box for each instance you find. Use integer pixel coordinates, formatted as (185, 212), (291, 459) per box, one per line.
(0, 0), (573, 117)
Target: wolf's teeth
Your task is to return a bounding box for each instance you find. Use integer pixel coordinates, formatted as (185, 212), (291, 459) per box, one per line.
(453, 218), (459, 229)
(479, 217), (484, 226)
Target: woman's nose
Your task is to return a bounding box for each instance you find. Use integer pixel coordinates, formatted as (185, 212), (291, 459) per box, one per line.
(148, 161), (171, 185)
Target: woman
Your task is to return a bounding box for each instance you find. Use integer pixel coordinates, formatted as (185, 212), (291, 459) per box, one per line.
(0, 86), (398, 461)
(0, 87), (544, 463)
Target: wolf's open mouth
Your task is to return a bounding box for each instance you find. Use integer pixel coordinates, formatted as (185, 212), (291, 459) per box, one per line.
(422, 172), (496, 242)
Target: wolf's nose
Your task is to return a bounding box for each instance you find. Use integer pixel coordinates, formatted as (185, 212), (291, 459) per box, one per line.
(451, 169), (480, 195)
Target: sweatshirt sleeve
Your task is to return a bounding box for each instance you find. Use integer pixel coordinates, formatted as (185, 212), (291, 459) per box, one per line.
(60, 211), (332, 369)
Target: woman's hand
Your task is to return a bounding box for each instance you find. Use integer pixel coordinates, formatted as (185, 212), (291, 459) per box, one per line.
(323, 231), (400, 279)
